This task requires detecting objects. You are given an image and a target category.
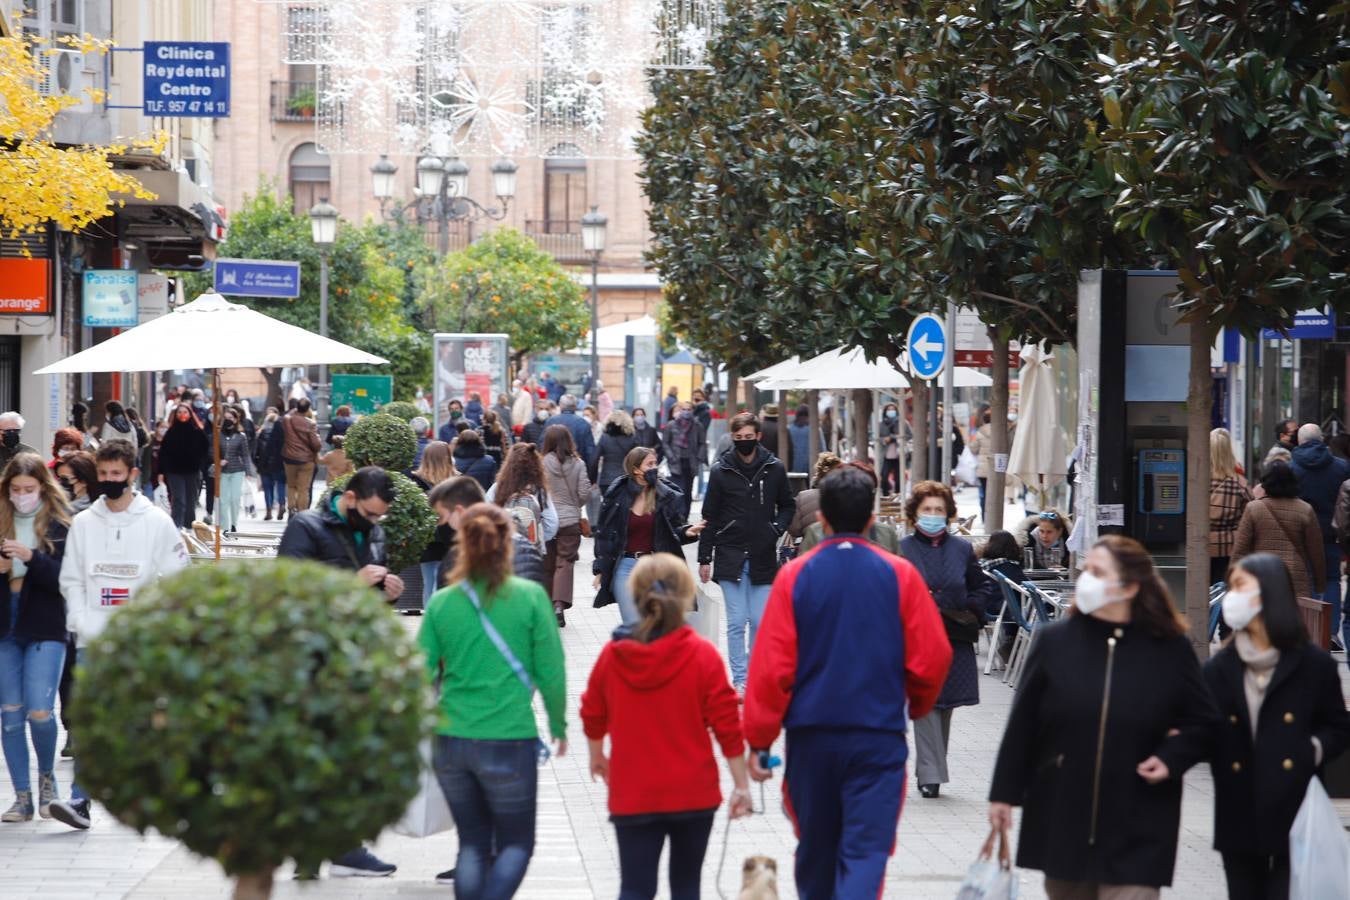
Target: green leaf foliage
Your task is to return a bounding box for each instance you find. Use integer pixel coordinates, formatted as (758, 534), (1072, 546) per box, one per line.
(74, 560), (431, 876)
(327, 471), (437, 573)
(415, 228), (590, 367)
(378, 401), (421, 423)
(343, 412), (418, 471)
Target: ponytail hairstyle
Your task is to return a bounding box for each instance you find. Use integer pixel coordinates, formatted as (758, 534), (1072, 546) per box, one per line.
(628, 553), (695, 644)
(446, 502), (515, 595)
(1091, 534), (1188, 638)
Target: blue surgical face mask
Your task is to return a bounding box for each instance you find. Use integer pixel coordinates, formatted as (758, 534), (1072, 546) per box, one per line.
(633, 415), (647, 428)
(916, 514), (948, 536)
(885, 409), (898, 420)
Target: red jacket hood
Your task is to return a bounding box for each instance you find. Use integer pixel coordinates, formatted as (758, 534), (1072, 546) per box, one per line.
(608, 625), (702, 691)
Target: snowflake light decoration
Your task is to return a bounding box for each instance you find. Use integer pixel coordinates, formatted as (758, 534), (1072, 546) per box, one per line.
(273, 0), (722, 159)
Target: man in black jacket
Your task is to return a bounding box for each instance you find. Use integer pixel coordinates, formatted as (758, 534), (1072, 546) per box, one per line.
(276, 466), (402, 879)
(698, 412), (793, 692)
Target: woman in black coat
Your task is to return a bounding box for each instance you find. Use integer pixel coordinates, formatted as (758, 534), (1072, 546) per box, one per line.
(589, 411), (638, 522)
(900, 480), (989, 799)
(451, 429), (498, 492)
(1152, 553), (1350, 900)
(989, 535), (1218, 898)
(157, 403), (209, 528)
(592, 446), (703, 625)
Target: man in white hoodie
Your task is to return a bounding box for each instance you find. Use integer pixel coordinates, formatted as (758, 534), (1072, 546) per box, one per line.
(48, 439), (188, 830)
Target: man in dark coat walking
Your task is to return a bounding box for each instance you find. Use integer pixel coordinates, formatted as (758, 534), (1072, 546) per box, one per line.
(544, 394), (596, 468)
(1290, 422), (1350, 647)
(698, 412), (793, 691)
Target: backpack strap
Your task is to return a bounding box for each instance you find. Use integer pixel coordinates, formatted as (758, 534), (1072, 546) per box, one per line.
(461, 580), (535, 695)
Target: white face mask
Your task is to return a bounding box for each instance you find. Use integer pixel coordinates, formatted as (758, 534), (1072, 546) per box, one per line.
(1222, 589), (1261, 631)
(9, 491), (40, 515)
(1074, 571), (1123, 615)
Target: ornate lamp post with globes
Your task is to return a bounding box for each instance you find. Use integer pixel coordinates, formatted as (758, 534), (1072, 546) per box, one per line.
(369, 151), (518, 256)
(581, 206), (608, 393)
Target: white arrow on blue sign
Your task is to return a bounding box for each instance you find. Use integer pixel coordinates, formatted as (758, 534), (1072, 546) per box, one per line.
(906, 313), (948, 381)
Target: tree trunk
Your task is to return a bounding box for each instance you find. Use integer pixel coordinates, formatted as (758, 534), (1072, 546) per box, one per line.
(911, 379), (930, 483)
(852, 388), (873, 464)
(725, 373), (739, 421)
(777, 393), (791, 465)
(1186, 321), (1214, 656)
(232, 870), (274, 900)
(807, 389), (820, 473)
(260, 367), (284, 411)
(986, 328), (1010, 531)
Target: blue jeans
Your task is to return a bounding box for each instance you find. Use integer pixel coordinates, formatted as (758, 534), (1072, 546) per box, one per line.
(612, 557), (640, 626)
(0, 637), (66, 794)
(421, 560), (441, 604)
(219, 471), (244, 531)
(720, 560), (772, 687)
(433, 736), (538, 900)
(261, 471), (285, 509)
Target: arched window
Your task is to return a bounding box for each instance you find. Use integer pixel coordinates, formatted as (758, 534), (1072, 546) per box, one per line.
(288, 142), (330, 215)
(543, 143), (585, 234)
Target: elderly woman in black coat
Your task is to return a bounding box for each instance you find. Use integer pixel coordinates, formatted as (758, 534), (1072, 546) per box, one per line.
(1146, 553), (1350, 900)
(900, 480), (992, 799)
(989, 535), (1218, 900)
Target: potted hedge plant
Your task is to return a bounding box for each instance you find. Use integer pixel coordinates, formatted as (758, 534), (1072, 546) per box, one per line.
(75, 561), (431, 899)
(332, 412), (437, 574)
(379, 400), (421, 423)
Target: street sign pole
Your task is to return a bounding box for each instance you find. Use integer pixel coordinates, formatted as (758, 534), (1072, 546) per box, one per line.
(906, 312), (949, 489)
(941, 303), (957, 483)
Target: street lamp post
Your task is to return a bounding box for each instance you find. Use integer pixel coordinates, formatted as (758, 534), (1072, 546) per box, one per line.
(309, 197), (339, 427)
(581, 206), (608, 395)
(371, 153), (517, 260)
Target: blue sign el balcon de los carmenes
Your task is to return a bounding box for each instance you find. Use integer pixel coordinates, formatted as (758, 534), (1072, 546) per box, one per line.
(142, 42), (230, 117)
(213, 258), (301, 299)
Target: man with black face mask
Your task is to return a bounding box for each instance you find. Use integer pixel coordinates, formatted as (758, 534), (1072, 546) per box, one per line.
(0, 411), (38, 471)
(698, 412), (793, 695)
(51, 439), (188, 831)
(276, 465), (403, 879)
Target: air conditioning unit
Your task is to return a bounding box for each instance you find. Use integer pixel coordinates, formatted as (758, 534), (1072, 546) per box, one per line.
(38, 49), (87, 103)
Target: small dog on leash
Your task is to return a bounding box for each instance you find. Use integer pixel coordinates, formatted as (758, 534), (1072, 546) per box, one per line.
(739, 856), (779, 899)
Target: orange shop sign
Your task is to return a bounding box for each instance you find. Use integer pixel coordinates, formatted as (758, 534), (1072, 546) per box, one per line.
(0, 259), (52, 315)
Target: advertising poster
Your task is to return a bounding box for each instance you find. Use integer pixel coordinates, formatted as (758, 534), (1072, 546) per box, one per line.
(83, 270), (139, 327)
(434, 333), (509, 433)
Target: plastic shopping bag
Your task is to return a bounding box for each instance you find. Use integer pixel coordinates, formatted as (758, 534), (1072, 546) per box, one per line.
(689, 586), (722, 650)
(1289, 776), (1350, 900)
(955, 827), (1018, 899)
(955, 447), (979, 486)
(153, 483), (171, 514)
(392, 739), (454, 838)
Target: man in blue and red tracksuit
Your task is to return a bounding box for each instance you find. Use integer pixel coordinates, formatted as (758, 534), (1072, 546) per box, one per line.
(744, 465), (952, 898)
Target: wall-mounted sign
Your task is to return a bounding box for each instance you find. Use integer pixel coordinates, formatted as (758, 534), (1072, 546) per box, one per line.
(83, 270), (139, 327)
(213, 258), (301, 298)
(138, 273), (170, 323)
(0, 259), (52, 315)
(1262, 307), (1336, 341)
(143, 42), (230, 117)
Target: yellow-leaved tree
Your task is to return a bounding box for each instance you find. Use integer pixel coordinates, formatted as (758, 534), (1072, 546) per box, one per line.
(0, 27), (160, 240)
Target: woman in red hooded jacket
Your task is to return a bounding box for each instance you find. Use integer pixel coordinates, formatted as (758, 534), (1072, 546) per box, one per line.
(581, 552), (751, 900)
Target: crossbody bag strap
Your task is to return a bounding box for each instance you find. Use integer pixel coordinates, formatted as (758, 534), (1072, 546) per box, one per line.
(1261, 500), (1305, 552)
(460, 580), (535, 695)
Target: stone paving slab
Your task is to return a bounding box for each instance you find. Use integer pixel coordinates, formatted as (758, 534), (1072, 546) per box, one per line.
(0, 486), (1246, 898)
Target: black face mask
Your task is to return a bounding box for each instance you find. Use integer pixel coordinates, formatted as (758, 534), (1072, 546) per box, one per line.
(223, 420), (237, 432)
(98, 479), (130, 500)
(59, 479), (76, 499)
(2, 431), (18, 449)
(347, 506), (375, 533)
(733, 438), (759, 457)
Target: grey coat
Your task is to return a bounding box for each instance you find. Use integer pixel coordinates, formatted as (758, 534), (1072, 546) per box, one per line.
(542, 453), (591, 528)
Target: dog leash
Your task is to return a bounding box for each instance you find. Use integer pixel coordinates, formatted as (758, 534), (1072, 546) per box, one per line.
(715, 754), (780, 900)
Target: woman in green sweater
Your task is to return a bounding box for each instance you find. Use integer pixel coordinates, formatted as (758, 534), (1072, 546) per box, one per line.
(418, 501), (567, 898)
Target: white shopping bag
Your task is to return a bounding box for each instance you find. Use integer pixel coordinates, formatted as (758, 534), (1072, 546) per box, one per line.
(1289, 776), (1350, 900)
(955, 827), (1018, 899)
(955, 447), (979, 486)
(153, 483), (171, 513)
(392, 739), (454, 838)
(689, 585), (722, 648)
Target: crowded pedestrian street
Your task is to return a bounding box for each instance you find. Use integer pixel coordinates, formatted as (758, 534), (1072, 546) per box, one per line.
(1, 486), (1317, 900)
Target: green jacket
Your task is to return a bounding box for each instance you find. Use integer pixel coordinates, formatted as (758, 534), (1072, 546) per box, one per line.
(418, 575), (567, 741)
(799, 520), (902, 557)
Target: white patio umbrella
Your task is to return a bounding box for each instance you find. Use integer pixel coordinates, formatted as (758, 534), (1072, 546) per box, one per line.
(744, 355), (802, 383)
(1006, 342), (1069, 505)
(757, 346), (993, 390)
(36, 291), (388, 557)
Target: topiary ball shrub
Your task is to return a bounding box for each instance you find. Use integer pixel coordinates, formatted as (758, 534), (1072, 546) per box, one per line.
(76, 561), (431, 897)
(327, 470), (437, 573)
(379, 400), (420, 423)
(344, 412), (416, 471)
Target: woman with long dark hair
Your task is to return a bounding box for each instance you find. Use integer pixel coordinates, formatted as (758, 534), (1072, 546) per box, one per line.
(593, 447), (704, 626)
(989, 535), (1218, 899)
(0, 453), (72, 822)
(580, 553), (750, 899)
(541, 426), (591, 627)
(157, 403), (209, 528)
(417, 503), (566, 898)
(1146, 553), (1350, 899)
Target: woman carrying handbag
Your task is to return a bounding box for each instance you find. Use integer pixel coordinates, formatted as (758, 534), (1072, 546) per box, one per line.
(541, 426), (591, 627)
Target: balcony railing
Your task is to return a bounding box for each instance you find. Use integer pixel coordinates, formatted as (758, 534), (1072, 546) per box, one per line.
(271, 80), (317, 122)
(524, 220), (586, 263)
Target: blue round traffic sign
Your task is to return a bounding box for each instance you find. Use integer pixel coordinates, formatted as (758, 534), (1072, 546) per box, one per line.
(906, 313), (948, 381)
